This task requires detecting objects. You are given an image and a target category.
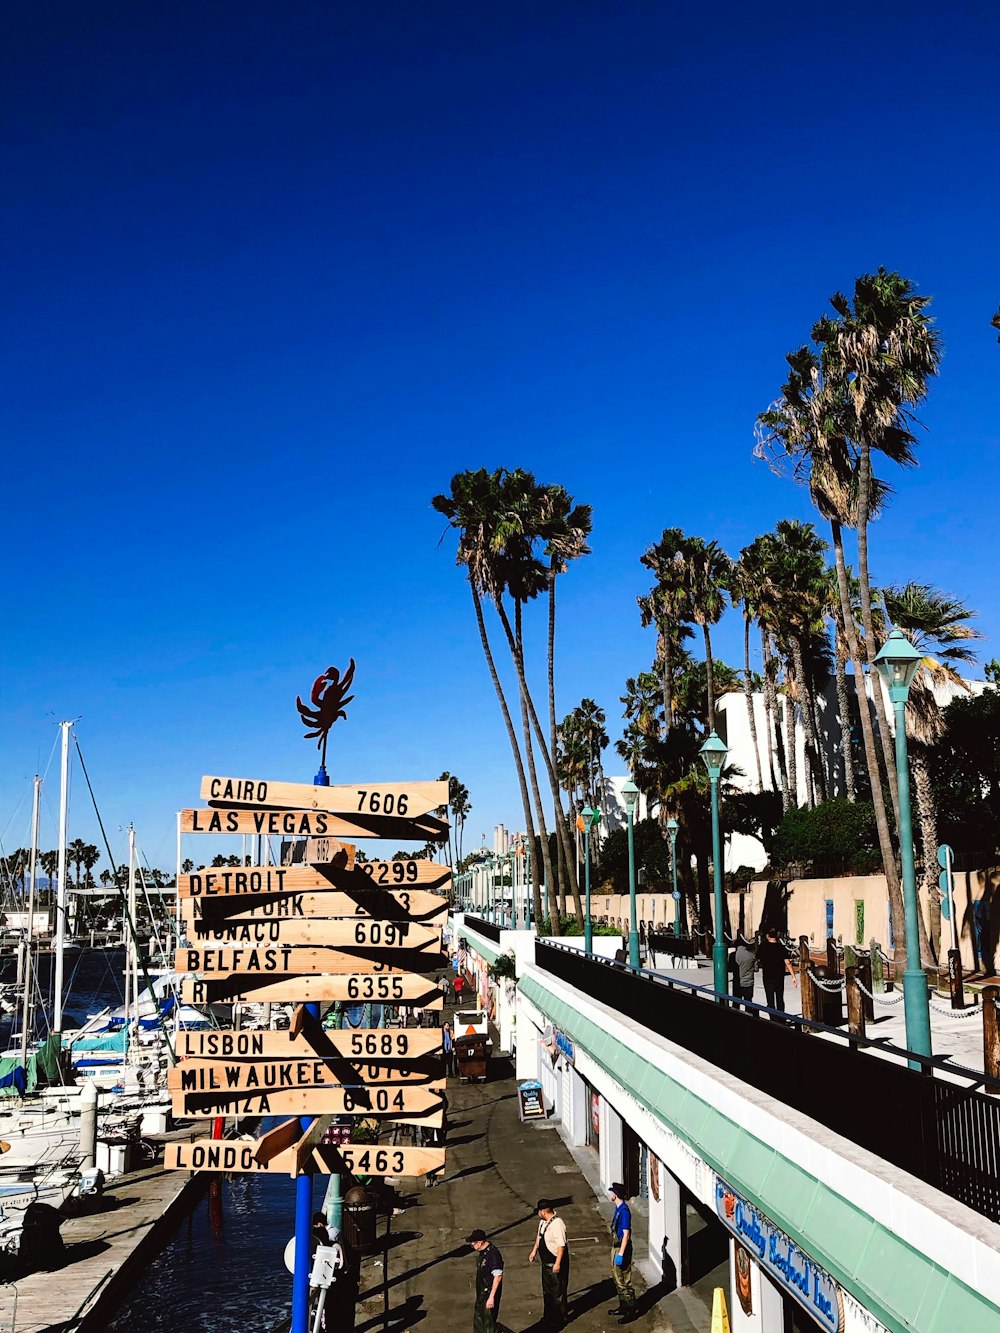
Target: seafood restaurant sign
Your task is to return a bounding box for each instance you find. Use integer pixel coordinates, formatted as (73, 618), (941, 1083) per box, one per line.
(715, 1178), (843, 1333)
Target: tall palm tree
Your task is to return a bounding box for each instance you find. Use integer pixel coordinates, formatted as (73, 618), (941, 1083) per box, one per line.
(82, 844), (100, 888)
(883, 582), (981, 959)
(770, 519), (830, 805)
(729, 551), (765, 793)
(68, 838), (88, 890)
(639, 529), (692, 737)
(433, 469), (547, 930)
(816, 269), (943, 823)
(756, 343), (906, 946)
(685, 538), (731, 729)
(539, 484), (592, 892)
(739, 533), (785, 803)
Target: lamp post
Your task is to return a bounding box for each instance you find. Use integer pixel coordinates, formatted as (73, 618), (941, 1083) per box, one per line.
(667, 817), (680, 934)
(581, 805), (601, 955)
(622, 781), (641, 969)
(874, 628), (932, 1062)
(699, 732), (729, 998)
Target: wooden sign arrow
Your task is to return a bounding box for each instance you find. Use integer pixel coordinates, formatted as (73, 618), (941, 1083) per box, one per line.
(183, 890), (447, 925)
(174, 945), (447, 976)
(180, 974), (445, 1005)
(178, 1027), (444, 1062)
(165, 1139), (446, 1178)
(201, 776), (448, 821)
(168, 1059), (445, 1093)
(183, 806), (449, 840)
(181, 918), (443, 950)
(173, 1086), (445, 1120)
(177, 863), (451, 898)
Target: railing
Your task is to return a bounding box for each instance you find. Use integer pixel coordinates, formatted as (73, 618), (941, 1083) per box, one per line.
(535, 941), (1000, 1225)
(463, 915), (501, 944)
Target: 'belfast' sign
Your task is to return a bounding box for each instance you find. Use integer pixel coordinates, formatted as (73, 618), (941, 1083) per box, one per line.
(714, 1178), (842, 1333)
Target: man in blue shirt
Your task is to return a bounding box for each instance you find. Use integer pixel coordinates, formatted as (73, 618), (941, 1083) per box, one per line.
(607, 1183), (637, 1324)
(466, 1228), (504, 1331)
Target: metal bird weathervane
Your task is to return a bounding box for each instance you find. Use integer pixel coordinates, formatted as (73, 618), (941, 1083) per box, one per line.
(296, 659), (356, 785)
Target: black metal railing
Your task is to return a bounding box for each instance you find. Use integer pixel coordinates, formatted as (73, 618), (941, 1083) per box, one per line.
(535, 941), (1000, 1225)
(463, 914), (501, 943)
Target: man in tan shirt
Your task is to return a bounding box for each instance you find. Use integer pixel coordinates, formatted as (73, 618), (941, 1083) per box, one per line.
(528, 1198), (569, 1329)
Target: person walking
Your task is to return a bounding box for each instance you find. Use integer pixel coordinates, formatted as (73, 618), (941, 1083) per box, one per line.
(757, 927), (798, 1018)
(607, 1183), (637, 1324)
(528, 1198), (569, 1329)
(732, 938), (756, 1008)
(466, 1228), (504, 1332)
(443, 1020), (455, 1077)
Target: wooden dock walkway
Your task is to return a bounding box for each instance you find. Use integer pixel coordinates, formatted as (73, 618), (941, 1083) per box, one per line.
(1, 1153), (204, 1333)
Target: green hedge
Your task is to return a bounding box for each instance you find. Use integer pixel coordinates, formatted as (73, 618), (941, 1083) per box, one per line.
(771, 799), (881, 874)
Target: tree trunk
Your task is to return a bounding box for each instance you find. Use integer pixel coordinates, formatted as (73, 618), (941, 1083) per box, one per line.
(511, 600), (560, 933)
(703, 623), (716, 730)
(743, 613), (764, 791)
(783, 683), (798, 810)
(661, 621), (673, 738)
(469, 584), (543, 930)
(547, 564), (568, 917)
(830, 521), (907, 956)
(791, 636), (827, 804)
(856, 445), (901, 823)
(832, 615), (857, 802)
(912, 745), (940, 967)
(495, 600), (584, 924)
(761, 629), (785, 805)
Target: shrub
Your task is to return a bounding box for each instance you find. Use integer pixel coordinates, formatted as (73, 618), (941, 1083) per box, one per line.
(771, 799), (879, 875)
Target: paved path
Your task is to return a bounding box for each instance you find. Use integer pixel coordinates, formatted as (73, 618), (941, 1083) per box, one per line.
(353, 1051), (683, 1333)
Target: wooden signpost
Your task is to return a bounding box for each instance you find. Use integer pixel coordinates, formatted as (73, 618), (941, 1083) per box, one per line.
(175, 944), (445, 976)
(201, 775), (448, 821)
(173, 1086), (446, 1119)
(181, 918), (443, 949)
(164, 1139), (446, 1178)
(180, 973), (445, 1005)
(168, 1059), (445, 1091)
(177, 862), (450, 895)
(183, 806), (449, 839)
(176, 1026), (443, 1061)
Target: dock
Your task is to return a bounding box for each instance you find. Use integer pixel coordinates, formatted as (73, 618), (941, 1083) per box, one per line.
(2, 1142), (206, 1332)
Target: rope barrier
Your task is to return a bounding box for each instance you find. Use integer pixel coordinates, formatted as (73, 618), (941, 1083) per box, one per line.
(927, 999), (983, 1019)
(806, 970), (846, 992)
(854, 978), (905, 1006)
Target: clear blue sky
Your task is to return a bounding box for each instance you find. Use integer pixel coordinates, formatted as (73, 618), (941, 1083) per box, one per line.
(4, 2), (999, 872)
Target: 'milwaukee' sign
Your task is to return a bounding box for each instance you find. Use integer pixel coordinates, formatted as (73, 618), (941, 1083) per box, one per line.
(714, 1178), (843, 1333)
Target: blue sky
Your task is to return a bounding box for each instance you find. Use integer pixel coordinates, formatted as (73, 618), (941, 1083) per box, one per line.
(4, 3), (999, 872)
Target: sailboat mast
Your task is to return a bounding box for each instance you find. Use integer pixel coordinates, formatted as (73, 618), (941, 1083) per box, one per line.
(19, 776), (41, 1067)
(53, 720), (72, 1034)
(124, 825), (135, 1046)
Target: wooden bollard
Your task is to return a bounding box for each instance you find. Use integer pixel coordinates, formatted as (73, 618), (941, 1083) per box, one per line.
(826, 936), (840, 977)
(799, 936), (815, 1022)
(857, 949), (875, 1021)
(846, 965), (865, 1039)
(984, 986), (1000, 1085)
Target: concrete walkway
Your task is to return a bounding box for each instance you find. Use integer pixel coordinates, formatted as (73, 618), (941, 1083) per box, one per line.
(353, 1045), (706, 1333)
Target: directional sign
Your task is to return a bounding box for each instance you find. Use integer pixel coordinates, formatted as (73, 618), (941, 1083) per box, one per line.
(169, 1061), (445, 1094)
(173, 1085), (445, 1119)
(201, 776), (448, 821)
(183, 891), (447, 925)
(176, 1027), (444, 1061)
(178, 863), (450, 897)
(183, 806), (449, 840)
(180, 974), (445, 1005)
(165, 1139), (446, 1177)
(174, 945), (447, 976)
(182, 918), (443, 950)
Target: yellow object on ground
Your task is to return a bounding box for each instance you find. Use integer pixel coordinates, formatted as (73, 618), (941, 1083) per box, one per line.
(711, 1286), (731, 1333)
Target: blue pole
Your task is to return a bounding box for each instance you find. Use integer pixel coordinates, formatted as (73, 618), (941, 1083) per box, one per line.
(584, 824), (592, 955)
(293, 763), (330, 1333)
(710, 776), (727, 998)
(627, 809), (640, 970)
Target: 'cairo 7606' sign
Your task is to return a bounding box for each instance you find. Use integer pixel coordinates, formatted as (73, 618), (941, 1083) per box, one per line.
(714, 1177), (843, 1333)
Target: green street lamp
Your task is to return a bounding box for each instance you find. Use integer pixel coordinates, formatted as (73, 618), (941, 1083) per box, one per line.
(699, 731), (729, 998)
(874, 628), (932, 1063)
(622, 781), (641, 969)
(667, 817), (680, 934)
(581, 805), (601, 954)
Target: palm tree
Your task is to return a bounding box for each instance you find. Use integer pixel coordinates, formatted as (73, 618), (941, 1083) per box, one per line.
(816, 269), (943, 823)
(770, 519), (830, 806)
(883, 582), (981, 959)
(732, 545), (767, 793)
(992, 306), (1000, 341)
(639, 529), (692, 737)
(757, 342), (907, 949)
(82, 843), (100, 888)
(739, 533), (786, 803)
(685, 538), (731, 729)
(433, 469), (547, 931)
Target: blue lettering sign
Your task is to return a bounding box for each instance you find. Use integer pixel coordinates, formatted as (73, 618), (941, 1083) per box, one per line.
(715, 1179), (841, 1333)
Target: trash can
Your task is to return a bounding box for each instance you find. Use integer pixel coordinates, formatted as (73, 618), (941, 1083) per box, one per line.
(342, 1185), (378, 1255)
